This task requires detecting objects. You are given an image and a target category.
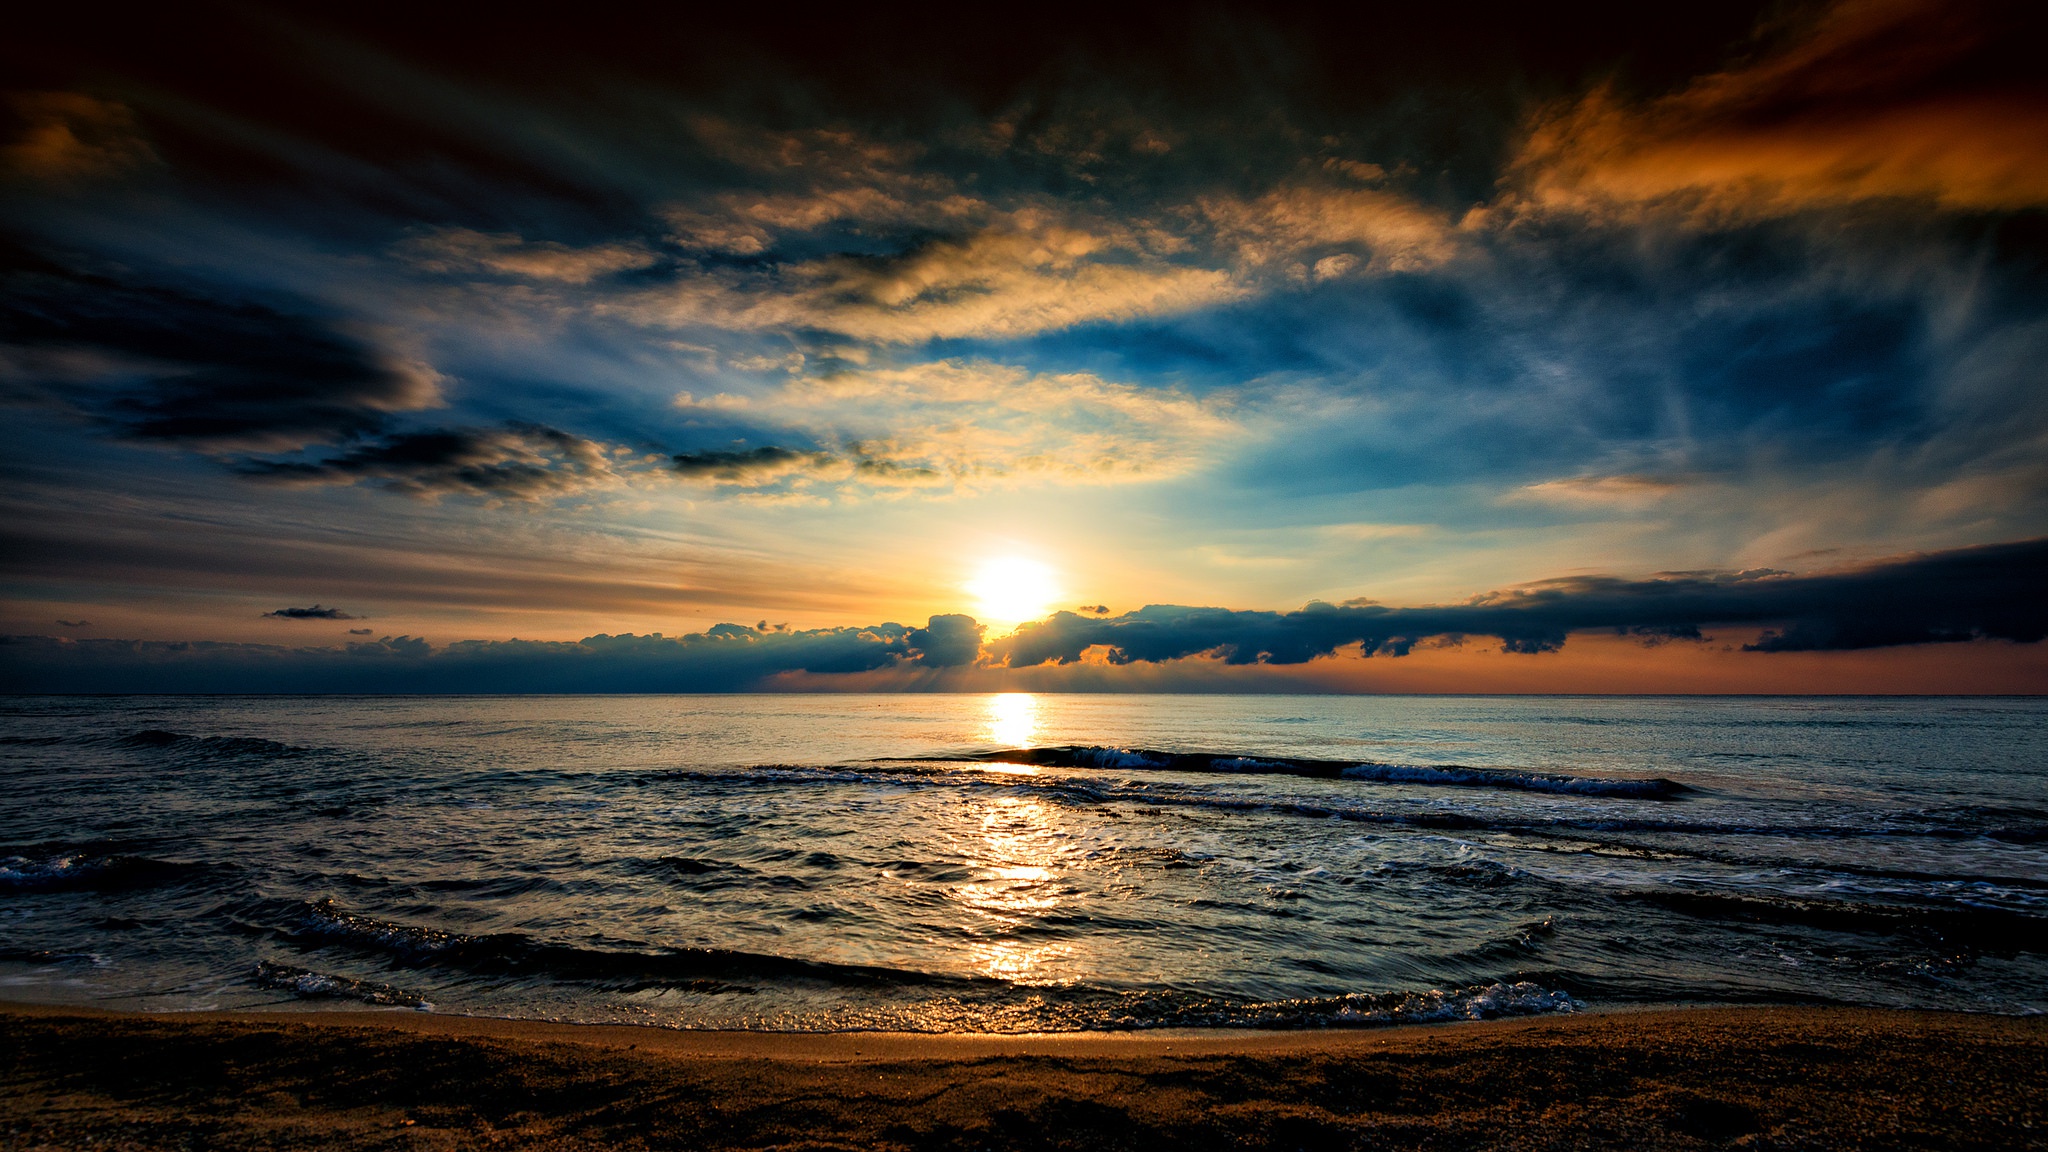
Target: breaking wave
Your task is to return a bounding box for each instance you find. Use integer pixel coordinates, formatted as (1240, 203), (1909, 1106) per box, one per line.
(258, 898), (977, 992)
(253, 960), (431, 1008)
(0, 848), (208, 893)
(938, 746), (1688, 798)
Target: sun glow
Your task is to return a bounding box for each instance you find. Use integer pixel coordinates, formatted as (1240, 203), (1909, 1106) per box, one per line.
(967, 555), (1059, 632)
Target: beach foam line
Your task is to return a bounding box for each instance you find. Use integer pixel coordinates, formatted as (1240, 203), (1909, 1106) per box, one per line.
(253, 960), (432, 1009)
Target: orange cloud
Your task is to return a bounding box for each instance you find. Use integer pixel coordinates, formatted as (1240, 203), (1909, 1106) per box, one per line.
(1508, 0), (2048, 217)
(3, 92), (157, 182)
(1202, 186), (1459, 275)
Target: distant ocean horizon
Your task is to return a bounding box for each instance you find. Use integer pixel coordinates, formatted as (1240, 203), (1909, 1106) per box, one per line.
(4, 693), (2043, 1030)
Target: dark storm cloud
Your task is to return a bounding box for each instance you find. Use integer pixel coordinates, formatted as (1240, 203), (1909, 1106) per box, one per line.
(235, 424), (618, 498)
(264, 605), (356, 620)
(0, 615), (987, 693)
(991, 539), (2048, 667)
(0, 240), (437, 448)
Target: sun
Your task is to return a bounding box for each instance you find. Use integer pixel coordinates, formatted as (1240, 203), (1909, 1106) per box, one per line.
(968, 556), (1059, 632)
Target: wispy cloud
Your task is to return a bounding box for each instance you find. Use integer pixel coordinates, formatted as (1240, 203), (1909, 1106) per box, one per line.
(397, 228), (656, 283)
(674, 360), (1236, 492)
(233, 424), (626, 500)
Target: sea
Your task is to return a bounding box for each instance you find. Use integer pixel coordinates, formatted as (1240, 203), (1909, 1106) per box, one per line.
(2, 694), (2044, 1031)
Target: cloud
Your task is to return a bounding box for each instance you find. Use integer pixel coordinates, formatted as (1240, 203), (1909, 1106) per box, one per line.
(2, 92), (158, 182)
(347, 627), (374, 635)
(0, 241), (441, 450)
(55, 619), (89, 628)
(674, 360), (1236, 492)
(0, 614), (987, 692)
(264, 605), (358, 620)
(791, 225), (1241, 343)
(989, 537), (2048, 666)
(1201, 186), (1460, 276)
(1510, 475), (1685, 505)
(234, 424), (621, 499)
(905, 613), (983, 666)
(670, 445), (835, 484)
(398, 228), (657, 283)
(1506, 0), (2048, 217)
(628, 210), (1242, 344)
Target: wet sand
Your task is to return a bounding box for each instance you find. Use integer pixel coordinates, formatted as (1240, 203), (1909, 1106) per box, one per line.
(3, 1002), (2043, 1150)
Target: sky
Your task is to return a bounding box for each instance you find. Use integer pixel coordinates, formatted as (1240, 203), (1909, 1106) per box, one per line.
(3, 0), (2046, 693)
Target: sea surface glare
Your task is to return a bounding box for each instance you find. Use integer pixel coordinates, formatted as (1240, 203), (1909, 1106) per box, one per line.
(2, 694), (2044, 1031)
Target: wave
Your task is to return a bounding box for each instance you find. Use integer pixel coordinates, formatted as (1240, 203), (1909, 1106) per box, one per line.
(665, 763), (2044, 849)
(102, 729), (309, 760)
(0, 946), (103, 966)
(0, 849), (208, 893)
(1625, 889), (2048, 952)
(253, 960), (431, 1008)
(261, 898), (977, 992)
(934, 746), (1688, 798)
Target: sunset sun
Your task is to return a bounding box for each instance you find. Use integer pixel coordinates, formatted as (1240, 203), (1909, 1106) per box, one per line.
(968, 556), (1059, 631)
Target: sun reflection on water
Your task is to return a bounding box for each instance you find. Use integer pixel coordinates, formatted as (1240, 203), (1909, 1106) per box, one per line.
(956, 794), (1076, 983)
(984, 692), (1038, 750)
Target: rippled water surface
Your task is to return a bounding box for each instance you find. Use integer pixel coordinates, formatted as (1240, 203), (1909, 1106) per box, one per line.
(2, 694), (2044, 1030)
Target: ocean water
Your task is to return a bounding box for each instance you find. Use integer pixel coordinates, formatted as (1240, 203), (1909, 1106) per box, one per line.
(2, 693), (2044, 1031)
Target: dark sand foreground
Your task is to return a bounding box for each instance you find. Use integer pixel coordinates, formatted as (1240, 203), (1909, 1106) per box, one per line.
(3, 1003), (2044, 1151)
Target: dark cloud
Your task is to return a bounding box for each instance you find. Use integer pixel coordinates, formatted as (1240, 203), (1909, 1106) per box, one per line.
(991, 539), (2048, 666)
(0, 615), (986, 692)
(54, 619), (89, 628)
(346, 628), (374, 635)
(232, 420), (614, 496)
(668, 444), (947, 491)
(264, 605), (357, 620)
(235, 424), (616, 498)
(671, 446), (831, 483)
(906, 614), (984, 667)
(0, 240), (437, 448)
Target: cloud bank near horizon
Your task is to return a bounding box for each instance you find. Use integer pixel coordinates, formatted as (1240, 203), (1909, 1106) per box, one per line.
(8, 540), (2041, 693)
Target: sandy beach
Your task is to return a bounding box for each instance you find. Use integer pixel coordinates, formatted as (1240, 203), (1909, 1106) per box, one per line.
(3, 1003), (2043, 1150)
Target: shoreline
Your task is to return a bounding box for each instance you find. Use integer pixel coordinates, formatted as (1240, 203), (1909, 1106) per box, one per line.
(5, 1001), (2044, 1149)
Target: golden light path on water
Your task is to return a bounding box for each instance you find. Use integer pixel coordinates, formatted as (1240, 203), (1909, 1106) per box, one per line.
(960, 795), (1075, 983)
(958, 692), (1075, 982)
